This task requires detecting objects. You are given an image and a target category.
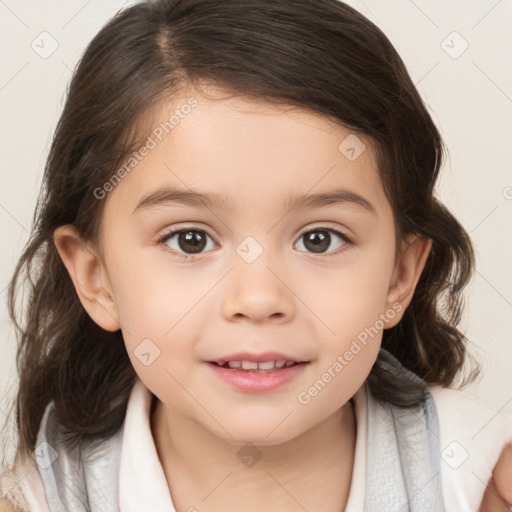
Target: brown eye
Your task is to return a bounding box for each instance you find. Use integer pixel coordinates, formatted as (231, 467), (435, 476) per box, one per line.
(175, 230), (207, 253)
(295, 228), (349, 255)
(159, 228), (216, 256)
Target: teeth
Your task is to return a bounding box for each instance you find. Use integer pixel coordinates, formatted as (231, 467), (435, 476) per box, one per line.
(216, 360), (297, 371)
(258, 361), (276, 370)
(241, 360), (258, 370)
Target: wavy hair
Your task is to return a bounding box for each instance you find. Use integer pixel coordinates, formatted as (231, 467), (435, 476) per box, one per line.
(3, 0), (479, 461)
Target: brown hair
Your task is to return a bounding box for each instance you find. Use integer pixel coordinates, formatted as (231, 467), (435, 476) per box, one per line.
(4, 0), (479, 462)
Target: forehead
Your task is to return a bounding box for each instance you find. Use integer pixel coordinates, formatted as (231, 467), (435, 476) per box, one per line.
(102, 85), (389, 220)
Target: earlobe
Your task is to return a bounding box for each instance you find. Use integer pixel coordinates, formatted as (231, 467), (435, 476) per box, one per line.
(53, 225), (121, 332)
(384, 235), (432, 328)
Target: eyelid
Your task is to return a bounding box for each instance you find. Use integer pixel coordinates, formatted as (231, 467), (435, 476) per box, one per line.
(295, 224), (354, 254)
(157, 222), (354, 259)
(156, 225), (219, 261)
(157, 223), (352, 242)
(156, 224), (219, 246)
(298, 223), (352, 240)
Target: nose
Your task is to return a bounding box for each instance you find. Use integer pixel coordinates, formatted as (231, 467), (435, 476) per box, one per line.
(221, 252), (296, 324)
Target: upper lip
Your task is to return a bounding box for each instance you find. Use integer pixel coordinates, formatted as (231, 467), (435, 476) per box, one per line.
(207, 352), (305, 363)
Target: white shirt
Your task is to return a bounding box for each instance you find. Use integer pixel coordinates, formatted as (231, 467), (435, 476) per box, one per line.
(5, 376), (512, 511)
(118, 377), (512, 511)
(118, 378), (368, 511)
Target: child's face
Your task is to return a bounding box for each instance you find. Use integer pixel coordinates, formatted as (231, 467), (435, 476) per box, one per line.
(57, 85), (430, 445)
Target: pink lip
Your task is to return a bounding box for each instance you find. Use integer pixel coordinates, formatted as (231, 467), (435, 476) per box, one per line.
(205, 361), (308, 393)
(207, 351), (303, 363)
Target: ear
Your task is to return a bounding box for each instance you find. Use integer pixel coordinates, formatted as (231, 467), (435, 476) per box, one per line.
(53, 225), (121, 332)
(384, 234), (432, 328)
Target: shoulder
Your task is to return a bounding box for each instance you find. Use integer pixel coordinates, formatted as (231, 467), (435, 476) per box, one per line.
(429, 385), (512, 442)
(0, 465), (25, 512)
(0, 453), (49, 512)
(0, 500), (16, 512)
(428, 385), (512, 511)
(0, 466), (28, 512)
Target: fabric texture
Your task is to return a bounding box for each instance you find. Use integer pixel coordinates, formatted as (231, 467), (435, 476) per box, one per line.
(29, 405), (123, 512)
(364, 351), (445, 511)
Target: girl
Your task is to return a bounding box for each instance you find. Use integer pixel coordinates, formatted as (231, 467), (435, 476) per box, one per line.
(1, 0), (511, 510)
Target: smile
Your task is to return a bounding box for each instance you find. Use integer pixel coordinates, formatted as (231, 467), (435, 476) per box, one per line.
(205, 353), (309, 392)
(210, 360), (297, 373)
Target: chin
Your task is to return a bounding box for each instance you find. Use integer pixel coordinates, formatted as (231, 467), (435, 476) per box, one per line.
(207, 418), (306, 447)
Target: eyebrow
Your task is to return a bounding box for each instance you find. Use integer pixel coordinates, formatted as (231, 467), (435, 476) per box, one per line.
(131, 185), (377, 216)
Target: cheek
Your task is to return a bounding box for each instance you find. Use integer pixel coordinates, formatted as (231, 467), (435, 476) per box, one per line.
(308, 240), (395, 332)
(105, 244), (212, 370)
(106, 237), (193, 332)
(109, 262), (167, 335)
(306, 231), (396, 374)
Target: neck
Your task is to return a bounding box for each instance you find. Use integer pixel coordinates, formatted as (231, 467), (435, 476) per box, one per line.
(151, 397), (357, 512)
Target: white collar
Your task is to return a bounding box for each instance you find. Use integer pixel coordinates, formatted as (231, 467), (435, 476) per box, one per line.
(119, 377), (367, 511)
(119, 378), (176, 511)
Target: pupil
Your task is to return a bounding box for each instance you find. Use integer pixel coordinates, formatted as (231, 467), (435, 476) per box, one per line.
(179, 231), (206, 253)
(305, 231), (329, 253)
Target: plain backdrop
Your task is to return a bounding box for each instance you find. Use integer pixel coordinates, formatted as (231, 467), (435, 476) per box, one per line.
(1, 0), (511, 456)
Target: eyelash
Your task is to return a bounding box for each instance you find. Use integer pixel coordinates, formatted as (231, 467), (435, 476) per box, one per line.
(157, 225), (353, 261)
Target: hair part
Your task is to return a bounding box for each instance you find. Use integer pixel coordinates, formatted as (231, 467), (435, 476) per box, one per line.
(4, 0), (479, 461)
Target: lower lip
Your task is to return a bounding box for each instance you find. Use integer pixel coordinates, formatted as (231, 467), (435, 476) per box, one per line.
(206, 362), (308, 392)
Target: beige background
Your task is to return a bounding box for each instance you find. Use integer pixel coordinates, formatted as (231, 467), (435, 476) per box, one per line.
(1, 0), (511, 456)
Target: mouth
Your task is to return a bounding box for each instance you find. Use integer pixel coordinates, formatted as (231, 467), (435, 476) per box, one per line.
(207, 360), (303, 373)
(205, 353), (309, 392)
